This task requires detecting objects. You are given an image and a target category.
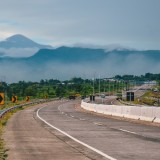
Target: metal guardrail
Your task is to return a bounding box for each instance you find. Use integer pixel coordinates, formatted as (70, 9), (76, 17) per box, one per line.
(0, 98), (56, 119)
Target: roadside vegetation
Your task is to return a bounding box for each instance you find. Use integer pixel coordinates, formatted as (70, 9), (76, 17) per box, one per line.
(138, 87), (160, 106)
(0, 72), (159, 104)
(0, 77), (126, 101)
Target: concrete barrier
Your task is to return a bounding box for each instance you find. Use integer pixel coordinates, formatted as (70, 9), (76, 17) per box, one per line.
(153, 107), (160, 123)
(81, 101), (160, 123)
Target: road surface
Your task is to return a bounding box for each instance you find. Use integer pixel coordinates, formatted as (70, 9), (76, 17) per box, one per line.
(4, 100), (160, 160)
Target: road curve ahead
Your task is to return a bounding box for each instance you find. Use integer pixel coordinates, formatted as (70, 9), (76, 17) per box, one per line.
(4, 100), (160, 160)
(4, 101), (105, 160)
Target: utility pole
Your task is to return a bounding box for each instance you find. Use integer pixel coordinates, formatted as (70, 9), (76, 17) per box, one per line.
(99, 75), (100, 97)
(109, 80), (110, 96)
(104, 80), (106, 93)
(93, 78), (94, 96)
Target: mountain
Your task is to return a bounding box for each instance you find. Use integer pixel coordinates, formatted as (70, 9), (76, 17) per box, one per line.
(0, 46), (160, 82)
(25, 47), (160, 66)
(0, 34), (52, 49)
(73, 43), (135, 52)
(28, 46), (107, 63)
(0, 34), (52, 57)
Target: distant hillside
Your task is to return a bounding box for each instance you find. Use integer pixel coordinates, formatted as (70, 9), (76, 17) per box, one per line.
(25, 47), (160, 65)
(0, 46), (160, 82)
(28, 46), (107, 63)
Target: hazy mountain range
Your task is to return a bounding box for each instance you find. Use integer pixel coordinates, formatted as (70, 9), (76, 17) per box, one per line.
(0, 34), (52, 57)
(0, 34), (160, 83)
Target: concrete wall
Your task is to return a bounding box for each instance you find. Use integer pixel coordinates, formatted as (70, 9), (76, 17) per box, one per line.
(81, 101), (160, 123)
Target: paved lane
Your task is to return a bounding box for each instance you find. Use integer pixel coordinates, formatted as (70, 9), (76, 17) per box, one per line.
(38, 100), (160, 160)
(94, 96), (122, 105)
(4, 102), (103, 160)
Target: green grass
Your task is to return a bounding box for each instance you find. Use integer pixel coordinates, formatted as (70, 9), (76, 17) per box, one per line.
(131, 90), (159, 106)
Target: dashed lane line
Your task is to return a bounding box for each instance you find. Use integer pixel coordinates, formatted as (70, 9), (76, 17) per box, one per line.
(117, 129), (138, 135)
(37, 106), (117, 160)
(58, 104), (139, 137)
(93, 122), (104, 126)
(79, 118), (86, 121)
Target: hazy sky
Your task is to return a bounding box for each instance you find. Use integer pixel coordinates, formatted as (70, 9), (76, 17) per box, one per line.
(0, 0), (160, 50)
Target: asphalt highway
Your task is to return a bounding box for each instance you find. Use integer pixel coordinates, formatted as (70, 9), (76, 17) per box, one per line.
(92, 96), (122, 105)
(4, 100), (160, 160)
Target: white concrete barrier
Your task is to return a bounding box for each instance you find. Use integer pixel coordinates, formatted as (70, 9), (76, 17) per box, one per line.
(153, 107), (160, 123)
(81, 101), (160, 123)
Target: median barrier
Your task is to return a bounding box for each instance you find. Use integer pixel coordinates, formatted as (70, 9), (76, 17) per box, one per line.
(81, 100), (160, 123)
(110, 105), (122, 117)
(153, 107), (160, 123)
(129, 106), (141, 120)
(101, 105), (111, 115)
(139, 107), (154, 122)
(95, 105), (104, 114)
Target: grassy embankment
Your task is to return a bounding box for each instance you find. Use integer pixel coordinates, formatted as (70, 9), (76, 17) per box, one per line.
(133, 86), (160, 106)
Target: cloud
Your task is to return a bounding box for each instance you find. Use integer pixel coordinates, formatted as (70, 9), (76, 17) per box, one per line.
(0, 52), (159, 83)
(0, 0), (160, 49)
(0, 48), (39, 57)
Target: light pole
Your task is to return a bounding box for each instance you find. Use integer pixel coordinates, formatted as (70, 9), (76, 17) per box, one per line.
(92, 78), (95, 102)
(99, 75), (100, 97)
(93, 78), (94, 96)
(109, 80), (110, 96)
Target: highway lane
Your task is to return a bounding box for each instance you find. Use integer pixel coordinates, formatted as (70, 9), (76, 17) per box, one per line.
(126, 83), (154, 99)
(38, 100), (160, 160)
(94, 96), (122, 105)
(88, 96), (123, 106)
(4, 100), (160, 160)
(4, 102), (103, 160)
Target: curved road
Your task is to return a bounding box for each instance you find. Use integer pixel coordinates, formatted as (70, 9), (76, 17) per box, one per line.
(4, 100), (160, 160)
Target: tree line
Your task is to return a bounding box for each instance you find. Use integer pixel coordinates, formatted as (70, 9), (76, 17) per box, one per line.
(0, 73), (159, 100)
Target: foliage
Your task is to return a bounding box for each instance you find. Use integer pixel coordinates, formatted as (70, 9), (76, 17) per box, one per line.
(0, 73), (159, 101)
(115, 73), (160, 81)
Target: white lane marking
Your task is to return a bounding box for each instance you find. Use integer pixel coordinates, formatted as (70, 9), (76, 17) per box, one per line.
(94, 122), (103, 126)
(37, 106), (117, 160)
(58, 105), (62, 112)
(58, 105), (86, 121)
(118, 129), (138, 135)
(79, 118), (86, 121)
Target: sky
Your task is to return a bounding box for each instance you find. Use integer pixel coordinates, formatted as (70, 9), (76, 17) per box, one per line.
(0, 0), (160, 50)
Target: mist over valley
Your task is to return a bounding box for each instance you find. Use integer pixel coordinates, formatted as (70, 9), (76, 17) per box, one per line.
(0, 35), (160, 83)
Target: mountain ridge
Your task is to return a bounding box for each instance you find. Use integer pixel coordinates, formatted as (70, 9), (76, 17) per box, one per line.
(0, 34), (53, 57)
(0, 34), (52, 49)
(1, 34), (160, 58)
(0, 34), (160, 82)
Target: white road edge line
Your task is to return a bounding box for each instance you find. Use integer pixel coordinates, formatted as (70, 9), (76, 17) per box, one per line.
(37, 106), (117, 160)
